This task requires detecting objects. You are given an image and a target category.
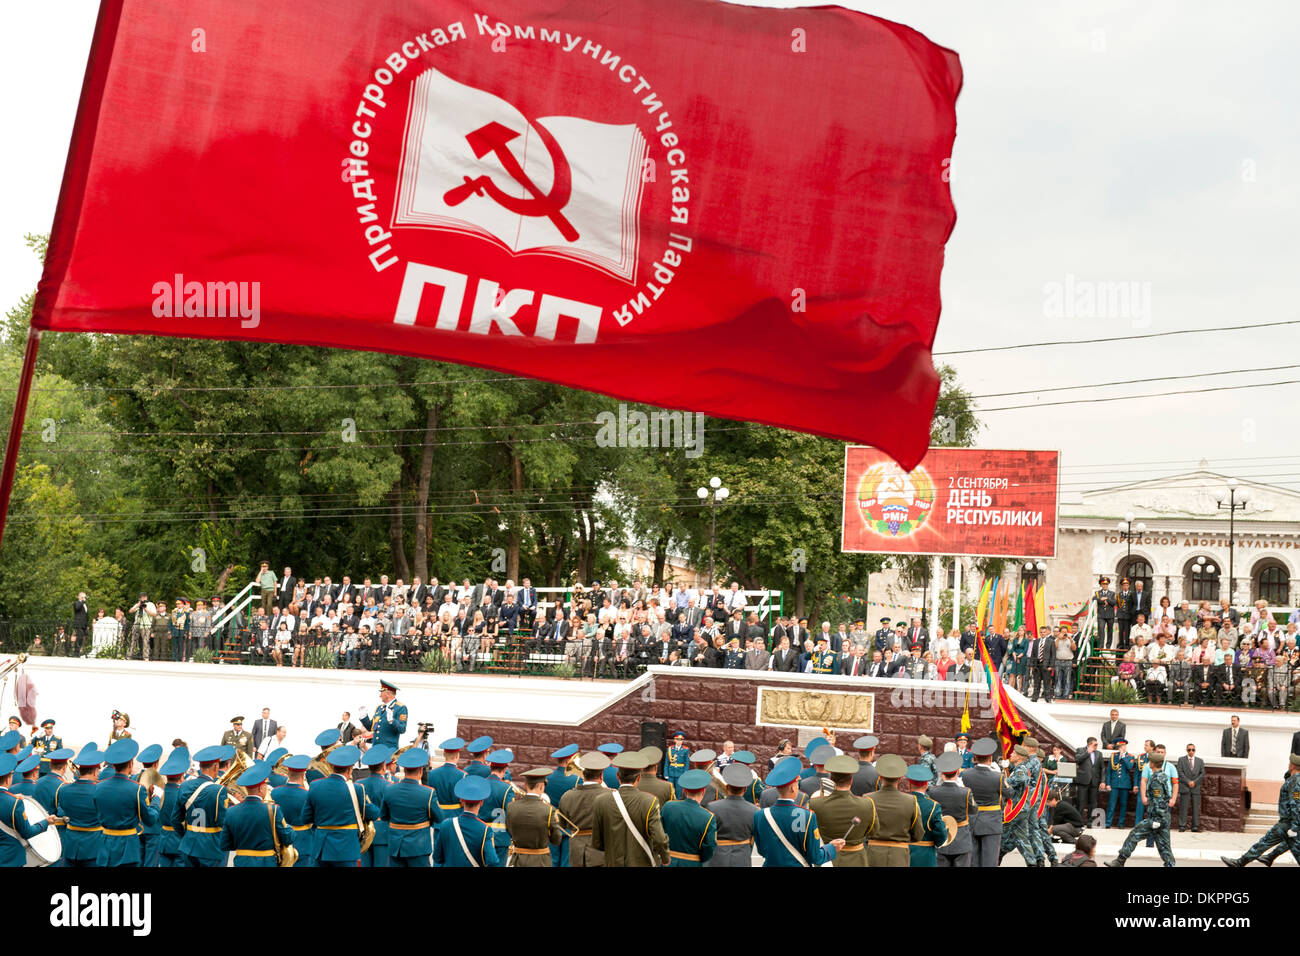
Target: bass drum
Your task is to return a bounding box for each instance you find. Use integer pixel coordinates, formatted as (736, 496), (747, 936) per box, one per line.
(22, 796), (62, 866)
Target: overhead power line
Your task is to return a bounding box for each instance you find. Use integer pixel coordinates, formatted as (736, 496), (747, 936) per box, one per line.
(934, 319), (1300, 356)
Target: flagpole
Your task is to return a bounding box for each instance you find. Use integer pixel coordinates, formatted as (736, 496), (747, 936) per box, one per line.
(0, 326), (41, 552)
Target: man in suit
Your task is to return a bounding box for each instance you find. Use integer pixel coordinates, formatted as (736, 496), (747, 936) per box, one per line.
(724, 610), (746, 646)
(338, 711), (358, 744)
(1220, 715), (1249, 758)
(1192, 657), (1215, 706)
(1131, 580), (1151, 629)
(744, 636), (770, 671)
(1073, 737), (1102, 824)
(1176, 742), (1205, 831)
(840, 643), (867, 677)
(251, 708), (278, 752)
(883, 648), (905, 678)
(770, 635), (798, 672)
(277, 566), (296, 610)
(865, 650), (887, 678)
(1024, 629), (1046, 701)
(788, 618), (810, 652)
(333, 576), (355, 605)
(906, 617), (928, 650)
(1100, 709), (1126, 749)
(1213, 656), (1240, 706)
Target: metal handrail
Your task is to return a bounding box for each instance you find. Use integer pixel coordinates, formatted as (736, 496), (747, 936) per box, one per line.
(209, 579), (258, 632)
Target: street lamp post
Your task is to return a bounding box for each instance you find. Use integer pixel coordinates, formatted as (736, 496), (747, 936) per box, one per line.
(1117, 512), (1146, 566)
(696, 476), (729, 589)
(1191, 556), (1217, 603)
(1216, 479), (1249, 605)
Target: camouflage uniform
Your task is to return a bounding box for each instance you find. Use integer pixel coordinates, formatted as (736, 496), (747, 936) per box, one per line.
(1241, 772), (1300, 866)
(1113, 764), (1176, 866)
(1026, 754), (1057, 865)
(918, 751), (936, 783)
(1000, 760), (1044, 866)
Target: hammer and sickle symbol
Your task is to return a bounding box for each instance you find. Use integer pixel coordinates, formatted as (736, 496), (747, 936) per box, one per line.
(442, 119), (580, 242)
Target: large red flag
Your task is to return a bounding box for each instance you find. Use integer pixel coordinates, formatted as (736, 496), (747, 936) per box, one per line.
(31, 0), (960, 469)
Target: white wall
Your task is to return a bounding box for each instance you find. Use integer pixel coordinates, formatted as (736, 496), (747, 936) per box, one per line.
(7, 658), (612, 756)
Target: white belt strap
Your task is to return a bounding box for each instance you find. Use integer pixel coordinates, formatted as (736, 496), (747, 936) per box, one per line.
(762, 808), (810, 867)
(611, 789), (657, 867)
(451, 818), (480, 867)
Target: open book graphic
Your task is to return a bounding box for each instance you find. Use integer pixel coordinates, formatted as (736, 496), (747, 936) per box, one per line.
(393, 66), (647, 282)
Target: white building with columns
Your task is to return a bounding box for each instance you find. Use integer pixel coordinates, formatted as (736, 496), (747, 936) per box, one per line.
(1049, 469), (1299, 614)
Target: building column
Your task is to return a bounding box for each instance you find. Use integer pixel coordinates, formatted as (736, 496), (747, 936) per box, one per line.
(952, 557), (962, 633)
(929, 555), (942, 633)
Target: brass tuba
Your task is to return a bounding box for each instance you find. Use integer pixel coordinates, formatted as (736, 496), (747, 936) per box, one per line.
(309, 741), (339, 780)
(217, 748), (253, 800)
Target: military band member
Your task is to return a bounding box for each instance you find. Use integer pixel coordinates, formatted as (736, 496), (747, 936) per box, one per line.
(637, 746), (676, 806)
(481, 749), (516, 866)
(303, 744), (379, 868)
(1106, 750), (1178, 867)
(800, 745), (835, 799)
(809, 754), (871, 867)
(1000, 745), (1044, 867)
(665, 731), (689, 796)
(753, 756), (841, 866)
(156, 747), (189, 867)
(434, 775), (499, 867)
(175, 745), (238, 867)
(706, 763), (758, 867)
(732, 751), (763, 804)
(545, 743), (581, 867)
(1223, 754), (1300, 867)
(11, 753), (40, 796)
(559, 752), (609, 867)
(505, 767), (564, 866)
(661, 769), (718, 866)
(307, 728), (341, 784)
(382, 748), (439, 867)
(220, 761), (294, 867)
(133, 743), (164, 866)
(852, 735), (881, 795)
(91, 738), (159, 867)
(961, 738), (1004, 867)
(862, 754), (924, 867)
(359, 746), (393, 867)
(905, 764), (947, 867)
(33, 748), (74, 818)
(929, 752), (977, 867)
(0, 752), (56, 867)
(359, 679), (408, 750)
(591, 751), (670, 866)
(463, 736), (495, 778)
(219, 716), (255, 759)
(273, 754), (315, 866)
(59, 746), (106, 867)
(597, 742), (625, 790)
(429, 737), (467, 829)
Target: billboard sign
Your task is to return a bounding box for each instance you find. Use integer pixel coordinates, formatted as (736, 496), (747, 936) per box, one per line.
(841, 447), (1060, 557)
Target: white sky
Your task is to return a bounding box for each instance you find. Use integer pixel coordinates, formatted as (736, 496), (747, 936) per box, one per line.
(2, 0), (1298, 494)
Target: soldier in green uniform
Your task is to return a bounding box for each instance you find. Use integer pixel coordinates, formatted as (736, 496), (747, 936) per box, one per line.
(558, 751), (609, 867)
(32, 719), (62, 771)
(1106, 750), (1178, 867)
(731, 751), (763, 804)
(809, 754), (871, 867)
(862, 754), (925, 867)
(1023, 735), (1057, 866)
(590, 751), (670, 866)
(505, 767), (564, 866)
(905, 764), (947, 866)
(1000, 745), (1045, 867)
(666, 731), (690, 797)
(637, 746), (676, 807)
(221, 716), (256, 759)
(811, 636), (839, 674)
(1223, 754), (1300, 867)
(661, 769), (718, 866)
(851, 735), (880, 795)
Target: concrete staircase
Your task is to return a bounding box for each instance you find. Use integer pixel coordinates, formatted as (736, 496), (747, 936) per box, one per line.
(1245, 807), (1278, 834)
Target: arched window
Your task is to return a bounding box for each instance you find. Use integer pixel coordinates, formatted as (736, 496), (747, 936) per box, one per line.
(1184, 557), (1220, 603)
(1255, 563), (1290, 605)
(1118, 558), (1152, 595)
